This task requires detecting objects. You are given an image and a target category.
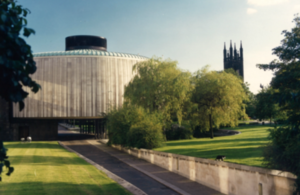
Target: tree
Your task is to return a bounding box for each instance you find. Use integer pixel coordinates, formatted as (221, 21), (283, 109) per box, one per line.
(224, 68), (255, 119)
(257, 14), (300, 194)
(255, 86), (285, 123)
(191, 66), (248, 139)
(0, 0), (39, 181)
(124, 57), (191, 127)
(0, 0), (40, 111)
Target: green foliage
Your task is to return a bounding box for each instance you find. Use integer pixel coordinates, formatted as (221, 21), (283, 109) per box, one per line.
(245, 92), (257, 119)
(257, 14), (300, 194)
(0, 0), (40, 111)
(191, 66), (248, 138)
(127, 112), (165, 149)
(165, 121), (193, 140)
(255, 86), (287, 123)
(0, 141), (14, 182)
(224, 68), (255, 119)
(263, 126), (300, 193)
(107, 106), (165, 149)
(124, 57), (191, 127)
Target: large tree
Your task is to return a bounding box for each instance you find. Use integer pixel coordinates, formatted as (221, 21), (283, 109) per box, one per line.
(191, 66), (248, 139)
(0, 0), (39, 181)
(224, 68), (256, 118)
(257, 14), (300, 194)
(124, 57), (191, 126)
(255, 86), (285, 123)
(0, 0), (40, 111)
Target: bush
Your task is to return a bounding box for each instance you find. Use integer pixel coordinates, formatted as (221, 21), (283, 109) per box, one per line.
(127, 112), (165, 149)
(106, 106), (132, 146)
(263, 126), (300, 194)
(165, 122), (193, 140)
(107, 106), (165, 149)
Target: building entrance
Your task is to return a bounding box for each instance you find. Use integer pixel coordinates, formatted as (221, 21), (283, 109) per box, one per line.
(18, 126), (29, 140)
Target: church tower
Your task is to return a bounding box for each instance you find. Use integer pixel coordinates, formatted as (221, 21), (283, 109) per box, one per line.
(223, 40), (244, 81)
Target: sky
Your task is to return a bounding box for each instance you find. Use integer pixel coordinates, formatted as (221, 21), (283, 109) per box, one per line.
(20, 0), (300, 94)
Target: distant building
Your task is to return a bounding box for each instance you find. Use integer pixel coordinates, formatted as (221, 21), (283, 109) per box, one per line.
(223, 40), (244, 80)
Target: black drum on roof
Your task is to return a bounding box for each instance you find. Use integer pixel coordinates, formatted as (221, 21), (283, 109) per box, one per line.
(65, 35), (107, 51)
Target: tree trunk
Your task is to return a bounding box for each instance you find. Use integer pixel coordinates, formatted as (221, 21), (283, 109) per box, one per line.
(209, 114), (214, 139)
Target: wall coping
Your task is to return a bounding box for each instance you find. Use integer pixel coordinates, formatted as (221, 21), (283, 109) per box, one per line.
(119, 146), (296, 179)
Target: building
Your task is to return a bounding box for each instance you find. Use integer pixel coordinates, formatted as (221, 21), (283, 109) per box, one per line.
(223, 40), (244, 80)
(0, 35), (148, 141)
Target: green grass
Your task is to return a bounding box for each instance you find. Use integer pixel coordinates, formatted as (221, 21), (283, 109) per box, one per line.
(0, 142), (131, 195)
(155, 125), (273, 167)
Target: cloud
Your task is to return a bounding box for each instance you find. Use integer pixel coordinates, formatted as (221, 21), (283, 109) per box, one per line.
(247, 0), (289, 6)
(247, 8), (257, 14)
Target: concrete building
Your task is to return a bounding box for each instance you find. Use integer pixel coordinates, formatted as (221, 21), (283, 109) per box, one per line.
(0, 35), (147, 141)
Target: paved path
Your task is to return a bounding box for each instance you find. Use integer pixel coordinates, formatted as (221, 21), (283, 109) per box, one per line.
(61, 140), (179, 195)
(60, 139), (223, 195)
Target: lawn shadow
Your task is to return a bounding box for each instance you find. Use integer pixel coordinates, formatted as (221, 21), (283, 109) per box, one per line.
(165, 137), (269, 147)
(9, 155), (90, 166)
(4, 142), (62, 149)
(0, 182), (131, 195)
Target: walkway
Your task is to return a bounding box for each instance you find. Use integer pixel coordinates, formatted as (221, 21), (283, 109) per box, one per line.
(59, 125), (223, 194)
(61, 140), (179, 195)
(60, 139), (223, 195)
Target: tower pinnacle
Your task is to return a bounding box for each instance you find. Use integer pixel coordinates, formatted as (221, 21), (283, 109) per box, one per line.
(224, 40), (244, 81)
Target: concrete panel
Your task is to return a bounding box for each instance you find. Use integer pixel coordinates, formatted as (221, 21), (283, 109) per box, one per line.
(13, 56), (146, 118)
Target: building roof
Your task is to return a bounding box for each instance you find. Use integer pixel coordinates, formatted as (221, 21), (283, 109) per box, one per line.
(33, 49), (148, 59)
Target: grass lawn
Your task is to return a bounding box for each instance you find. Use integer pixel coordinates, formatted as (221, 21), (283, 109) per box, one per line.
(0, 142), (131, 195)
(155, 125), (273, 167)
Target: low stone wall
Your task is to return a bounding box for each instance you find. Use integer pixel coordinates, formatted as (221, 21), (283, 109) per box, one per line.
(111, 144), (296, 195)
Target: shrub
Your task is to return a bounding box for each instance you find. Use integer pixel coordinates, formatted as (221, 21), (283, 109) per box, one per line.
(106, 107), (129, 146)
(263, 126), (300, 193)
(193, 125), (207, 138)
(165, 121), (193, 140)
(127, 112), (165, 149)
(107, 106), (165, 149)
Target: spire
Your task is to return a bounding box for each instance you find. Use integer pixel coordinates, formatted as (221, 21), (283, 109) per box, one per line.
(240, 40), (243, 59)
(234, 43), (237, 59)
(229, 40), (233, 60)
(223, 42), (227, 61)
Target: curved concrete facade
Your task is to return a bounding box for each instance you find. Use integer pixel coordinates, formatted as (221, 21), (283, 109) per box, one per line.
(13, 53), (147, 118)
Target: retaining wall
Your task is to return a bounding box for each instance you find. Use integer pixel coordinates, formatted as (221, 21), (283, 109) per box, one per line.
(111, 144), (296, 195)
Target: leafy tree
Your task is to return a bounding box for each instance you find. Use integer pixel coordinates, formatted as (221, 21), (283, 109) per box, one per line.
(191, 66), (248, 139)
(124, 57), (191, 127)
(0, 0), (39, 181)
(255, 86), (286, 123)
(0, 142), (14, 181)
(257, 14), (300, 194)
(0, 0), (40, 111)
(224, 68), (255, 119)
(245, 91), (256, 119)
